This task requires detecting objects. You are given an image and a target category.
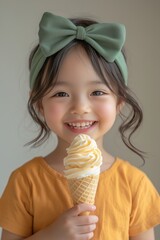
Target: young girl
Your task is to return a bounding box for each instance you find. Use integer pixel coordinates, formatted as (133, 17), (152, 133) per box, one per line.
(0, 12), (160, 240)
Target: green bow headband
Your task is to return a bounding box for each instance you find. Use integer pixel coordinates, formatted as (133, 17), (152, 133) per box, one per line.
(30, 12), (128, 89)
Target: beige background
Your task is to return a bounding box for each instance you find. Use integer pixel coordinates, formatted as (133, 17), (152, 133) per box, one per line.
(0, 0), (159, 238)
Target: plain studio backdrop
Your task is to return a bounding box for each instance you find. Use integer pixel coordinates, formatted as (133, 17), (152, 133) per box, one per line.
(0, 0), (160, 238)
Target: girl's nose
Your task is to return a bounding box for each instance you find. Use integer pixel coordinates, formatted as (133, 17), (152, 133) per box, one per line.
(70, 96), (91, 115)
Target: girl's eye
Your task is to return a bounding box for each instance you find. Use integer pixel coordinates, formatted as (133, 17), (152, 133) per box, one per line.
(91, 91), (106, 96)
(53, 92), (69, 97)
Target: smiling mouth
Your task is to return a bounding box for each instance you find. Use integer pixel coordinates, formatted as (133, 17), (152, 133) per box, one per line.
(66, 121), (97, 129)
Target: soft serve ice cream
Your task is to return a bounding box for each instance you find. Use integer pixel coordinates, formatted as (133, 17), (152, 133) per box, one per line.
(64, 134), (102, 179)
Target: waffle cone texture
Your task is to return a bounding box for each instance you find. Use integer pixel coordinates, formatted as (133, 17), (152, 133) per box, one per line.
(68, 174), (99, 215)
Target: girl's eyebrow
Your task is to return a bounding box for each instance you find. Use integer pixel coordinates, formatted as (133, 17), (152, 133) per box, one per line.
(55, 80), (106, 86)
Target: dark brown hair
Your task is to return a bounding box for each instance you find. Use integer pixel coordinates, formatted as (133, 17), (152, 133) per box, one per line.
(27, 18), (145, 163)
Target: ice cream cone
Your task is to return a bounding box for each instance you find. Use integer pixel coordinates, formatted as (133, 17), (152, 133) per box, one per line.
(63, 134), (102, 215)
(68, 174), (99, 215)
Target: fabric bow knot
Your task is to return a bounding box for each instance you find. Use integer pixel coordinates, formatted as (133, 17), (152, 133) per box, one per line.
(30, 12), (128, 89)
(76, 26), (86, 40)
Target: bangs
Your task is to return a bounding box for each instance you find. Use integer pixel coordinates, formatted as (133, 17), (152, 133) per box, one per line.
(32, 40), (126, 100)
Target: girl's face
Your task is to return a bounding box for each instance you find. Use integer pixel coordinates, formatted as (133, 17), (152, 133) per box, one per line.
(41, 46), (121, 146)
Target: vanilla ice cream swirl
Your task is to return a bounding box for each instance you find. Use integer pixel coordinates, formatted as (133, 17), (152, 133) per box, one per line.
(64, 134), (102, 179)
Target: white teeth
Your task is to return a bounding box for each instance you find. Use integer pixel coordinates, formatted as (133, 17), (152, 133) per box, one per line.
(68, 121), (95, 129)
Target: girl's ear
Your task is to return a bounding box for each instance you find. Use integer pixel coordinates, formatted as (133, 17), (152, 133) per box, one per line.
(116, 100), (125, 115)
(38, 101), (44, 117)
(29, 91), (45, 116)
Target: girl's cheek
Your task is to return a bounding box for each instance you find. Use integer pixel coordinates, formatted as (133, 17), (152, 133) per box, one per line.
(49, 104), (62, 114)
(96, 102), (116, 115)
(43, 103), (64, 119)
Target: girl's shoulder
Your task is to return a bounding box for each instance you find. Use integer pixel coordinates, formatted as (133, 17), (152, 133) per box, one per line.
(101, 157), (146, 178)
(100, 157), (158, 193)
(115, 158), (146, 177)
(10, 156), (65, 182)
(11, 156), (45, 175)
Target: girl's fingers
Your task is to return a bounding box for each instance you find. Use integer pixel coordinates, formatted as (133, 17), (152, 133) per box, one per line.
(70, 203), (96, 216)
(61, 204), (98, 239)
(76, 223), (96, 234)
(80, 232), (94, 240)
(74, 215), (99, 225)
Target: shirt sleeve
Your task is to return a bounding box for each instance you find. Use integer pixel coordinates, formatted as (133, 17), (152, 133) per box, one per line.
(129, 173), (160, 236)
(0, 170), (33, 237)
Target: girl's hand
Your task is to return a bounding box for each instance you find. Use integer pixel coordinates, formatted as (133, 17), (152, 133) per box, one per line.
(45, 203), (98, 240)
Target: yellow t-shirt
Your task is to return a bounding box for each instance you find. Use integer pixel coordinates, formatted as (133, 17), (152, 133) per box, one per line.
(0, 157), (160, 239)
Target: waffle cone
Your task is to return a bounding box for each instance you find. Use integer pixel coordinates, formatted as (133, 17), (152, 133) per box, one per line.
(68, 174), (99, 215)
